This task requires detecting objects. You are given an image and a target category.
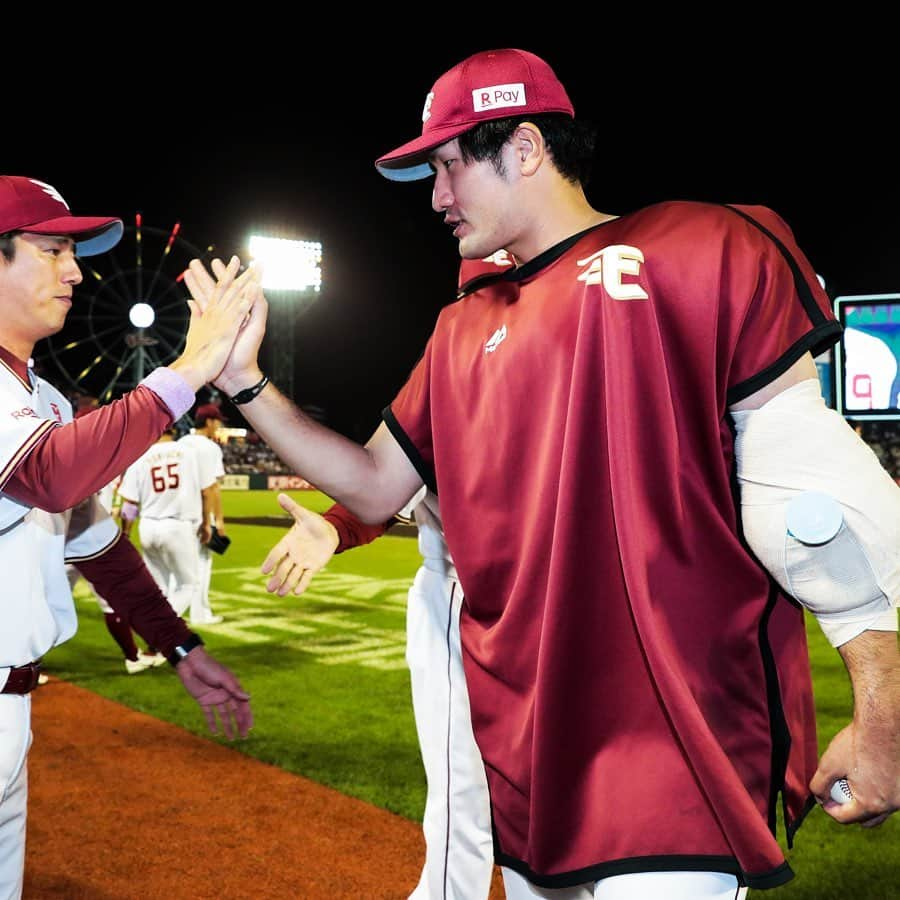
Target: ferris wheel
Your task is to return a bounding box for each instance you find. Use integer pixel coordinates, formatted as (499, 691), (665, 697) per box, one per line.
(35, 214), (215, 402)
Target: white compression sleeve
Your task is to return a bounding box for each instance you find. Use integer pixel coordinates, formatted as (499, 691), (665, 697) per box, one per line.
(732, 379), (900, 647)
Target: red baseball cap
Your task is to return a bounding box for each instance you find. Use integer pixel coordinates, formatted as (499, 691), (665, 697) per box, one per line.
(0, 175), (123, 256)
(375, 49), (574, 182)
(194, 403), (227, 426)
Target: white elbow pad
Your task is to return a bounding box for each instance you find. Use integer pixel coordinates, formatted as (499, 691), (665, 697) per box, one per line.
(732, 379), (900, 646)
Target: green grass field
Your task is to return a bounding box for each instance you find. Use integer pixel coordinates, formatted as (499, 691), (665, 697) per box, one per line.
(45, 490), (898, 898)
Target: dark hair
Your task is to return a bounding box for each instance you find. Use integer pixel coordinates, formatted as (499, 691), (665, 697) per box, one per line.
(0, 231), (20, 262)
(457, 113), (597, 187)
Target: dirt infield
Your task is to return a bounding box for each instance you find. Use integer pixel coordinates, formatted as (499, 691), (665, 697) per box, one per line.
(25, 678), (505, 899)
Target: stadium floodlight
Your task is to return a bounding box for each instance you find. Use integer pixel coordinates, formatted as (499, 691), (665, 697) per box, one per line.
(248, 235), (322, 292)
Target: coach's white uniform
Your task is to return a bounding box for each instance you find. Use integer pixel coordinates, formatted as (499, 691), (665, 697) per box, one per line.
(405, 489), (495, 900)
(0, 362), (119, 898)
(177, 431), (224, 623)
(119, 439), (208, 618)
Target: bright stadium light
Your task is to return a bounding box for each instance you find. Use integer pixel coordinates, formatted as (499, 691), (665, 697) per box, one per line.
(248, 235), (323, 292)
(129, 302), (155, 328)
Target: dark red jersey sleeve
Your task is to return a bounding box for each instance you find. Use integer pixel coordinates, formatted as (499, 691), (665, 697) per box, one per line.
(721, 204), (841, 403)
(4, 385), (173, 512)
(322, 501), (392, 553)
(73, 531), (192, 656)
(383, 333), (437, 493)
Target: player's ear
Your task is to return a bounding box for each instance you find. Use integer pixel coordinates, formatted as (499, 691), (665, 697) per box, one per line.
(513, 123), (543, 176)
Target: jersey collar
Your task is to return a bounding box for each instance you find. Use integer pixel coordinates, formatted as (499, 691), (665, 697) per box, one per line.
(0, 345), (32, 392)
(507, 219), (618, 283)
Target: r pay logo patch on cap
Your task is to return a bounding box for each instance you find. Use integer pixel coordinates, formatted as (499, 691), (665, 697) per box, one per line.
(472, 83), (527, 112)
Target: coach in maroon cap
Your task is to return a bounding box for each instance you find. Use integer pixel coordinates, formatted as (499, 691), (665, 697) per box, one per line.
(0, 173), (257, 897)
(184, 47), (899, 899)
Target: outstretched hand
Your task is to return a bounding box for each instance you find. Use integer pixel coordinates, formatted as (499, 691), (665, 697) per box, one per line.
(175, 646), (253, 740)
(261, 493), (339, 596)
(183, 257), (268, 396)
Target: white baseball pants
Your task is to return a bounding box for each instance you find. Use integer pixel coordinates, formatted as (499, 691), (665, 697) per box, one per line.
(502, 869), (748, 899)
(138, 518), (200, 617)
(191, 543), (217, 624)
(0, 694), (31, 900)
(406, 564), (495, 900)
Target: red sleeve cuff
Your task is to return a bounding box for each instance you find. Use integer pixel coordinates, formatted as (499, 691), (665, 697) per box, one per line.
(322, 502), (391, 553)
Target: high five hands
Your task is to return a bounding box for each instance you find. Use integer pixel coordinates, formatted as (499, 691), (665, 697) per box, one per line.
(183, 257), (268, 398)
(168, 256), (262, 391)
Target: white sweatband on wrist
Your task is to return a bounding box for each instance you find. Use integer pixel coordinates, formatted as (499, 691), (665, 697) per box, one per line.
(732, 378), (900, 647)
(120, 501), (139, 523)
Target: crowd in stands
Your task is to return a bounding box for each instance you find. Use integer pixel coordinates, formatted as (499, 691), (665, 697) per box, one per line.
(221, 433), (293, 475)
(857, 421), (900, 481)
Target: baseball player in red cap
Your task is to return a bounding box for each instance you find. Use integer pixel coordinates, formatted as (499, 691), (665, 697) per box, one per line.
(185, 48), (899, 898)
(0, 174), (258, 898)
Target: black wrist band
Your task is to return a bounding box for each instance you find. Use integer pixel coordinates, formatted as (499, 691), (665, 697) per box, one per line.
(167, 633), (205, 667)
(230, 374), (270, 405)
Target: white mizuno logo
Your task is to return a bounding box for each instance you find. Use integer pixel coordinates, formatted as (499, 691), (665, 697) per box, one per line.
(485, 324), (507, 354)
(29, 178), (69, 209)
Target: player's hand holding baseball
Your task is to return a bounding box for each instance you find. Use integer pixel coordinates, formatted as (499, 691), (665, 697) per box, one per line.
(810, 631), (900, 827)
(170, 255), (261, 391)
(183, 257), (269, 397)
(175, 645), (253, 740)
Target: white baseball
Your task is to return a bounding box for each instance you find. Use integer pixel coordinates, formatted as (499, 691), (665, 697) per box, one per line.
(830, 778), (852, 804)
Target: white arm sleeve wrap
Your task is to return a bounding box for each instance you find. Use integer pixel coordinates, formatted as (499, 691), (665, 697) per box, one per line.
(732, 378), (900, 647)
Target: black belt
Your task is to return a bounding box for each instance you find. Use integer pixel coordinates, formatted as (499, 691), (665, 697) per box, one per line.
(2, 661), (43, 695)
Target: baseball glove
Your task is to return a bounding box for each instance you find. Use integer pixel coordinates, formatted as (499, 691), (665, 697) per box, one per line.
(207, 526), (232, 555)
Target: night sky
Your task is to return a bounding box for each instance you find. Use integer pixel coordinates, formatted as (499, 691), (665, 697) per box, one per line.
(7, 34), (896, 442)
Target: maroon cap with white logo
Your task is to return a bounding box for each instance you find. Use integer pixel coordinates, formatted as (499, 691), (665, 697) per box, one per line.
(375, 48), (574, 182)
(0, 175), (123, 256)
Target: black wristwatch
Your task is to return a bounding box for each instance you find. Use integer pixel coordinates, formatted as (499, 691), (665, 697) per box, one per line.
(230, 374), (270, 405)
(167, 633), (205, 667)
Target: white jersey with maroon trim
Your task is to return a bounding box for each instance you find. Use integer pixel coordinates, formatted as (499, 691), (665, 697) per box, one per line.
(177, 432), (224, 506)
(0, 363), (118, 669)
(119, 439), (204, 524)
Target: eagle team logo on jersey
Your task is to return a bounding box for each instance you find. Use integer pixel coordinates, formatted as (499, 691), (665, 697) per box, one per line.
(485, 325), (507, 354)
(577, 245), (648, 300)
